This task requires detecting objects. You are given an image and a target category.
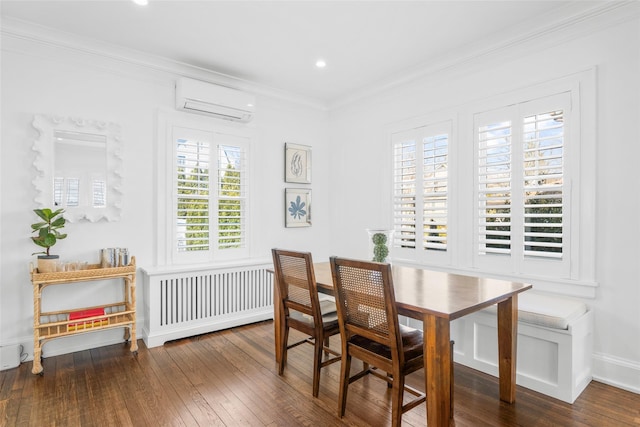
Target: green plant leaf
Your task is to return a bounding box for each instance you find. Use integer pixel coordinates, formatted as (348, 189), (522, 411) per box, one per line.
(34, 208), (53, 221)
(31, 236), (48, 248)
(31, 222), (47, 231)
(43, 234), (56, 247)
(51, 217), (65, 227)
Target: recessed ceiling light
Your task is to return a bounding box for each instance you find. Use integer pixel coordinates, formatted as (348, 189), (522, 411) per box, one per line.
(315, 59), (326, 69)
(132, 0), (148, 5)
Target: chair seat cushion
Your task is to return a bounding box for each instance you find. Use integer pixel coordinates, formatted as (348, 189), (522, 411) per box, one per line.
(289, 299), (339, 328)
(349, 324), (423, 361)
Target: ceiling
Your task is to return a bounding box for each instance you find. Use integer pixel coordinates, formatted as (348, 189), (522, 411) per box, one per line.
(1, 1), (606, 106)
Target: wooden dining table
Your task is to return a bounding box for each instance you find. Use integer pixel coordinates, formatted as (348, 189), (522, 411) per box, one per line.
(272, 262), (532, 427)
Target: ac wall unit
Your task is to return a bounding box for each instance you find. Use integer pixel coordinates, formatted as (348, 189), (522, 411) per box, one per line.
(175, 78), (255, 123)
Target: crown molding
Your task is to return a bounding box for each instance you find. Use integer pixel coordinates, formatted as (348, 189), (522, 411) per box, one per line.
(329, 1), (640, 110)
(0, 16), (328, 111)
(3, 1), (637, 113)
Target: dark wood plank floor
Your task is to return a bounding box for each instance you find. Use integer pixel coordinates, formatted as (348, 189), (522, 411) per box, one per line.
(1, 320), (639, 426)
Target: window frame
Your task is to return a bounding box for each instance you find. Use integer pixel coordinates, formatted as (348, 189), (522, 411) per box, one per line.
(472, 91), (573, 278)
(156, 109), (254, 266)
(391, 119), (454, 266)
(389, 69), (597, 297)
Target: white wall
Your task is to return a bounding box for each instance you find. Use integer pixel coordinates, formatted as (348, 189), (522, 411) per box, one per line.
(0, 28), (331, 358)
(1, 7), (638, 396)
(327, 12), (640, 393)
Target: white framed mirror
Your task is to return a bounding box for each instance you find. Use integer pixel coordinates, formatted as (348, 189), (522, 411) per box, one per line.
(32, 115), (123, 222)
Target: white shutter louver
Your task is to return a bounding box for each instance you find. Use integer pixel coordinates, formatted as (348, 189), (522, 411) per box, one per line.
(54, 177), (64, 206)
(217, 144), (246, 250)
(176, 138), (210, 252)
(66, 177), (80, 207)
(478, 121), (512, 255)
(92, 180), (107, 207)
(523, 110), (564, 259)
(393, 139), (417, 249)
(423, 134), (448, 251)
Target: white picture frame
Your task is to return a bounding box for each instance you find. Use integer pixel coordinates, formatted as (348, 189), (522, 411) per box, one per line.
(284, 143), (311, 184)
(285, 188), (311, 227)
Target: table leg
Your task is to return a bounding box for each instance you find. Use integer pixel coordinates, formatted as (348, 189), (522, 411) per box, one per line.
(497, 294), (518, 403)
(424, 314), (452, 426)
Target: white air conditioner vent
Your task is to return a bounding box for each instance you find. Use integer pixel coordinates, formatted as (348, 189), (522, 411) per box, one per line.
(175, 78), (255, 123)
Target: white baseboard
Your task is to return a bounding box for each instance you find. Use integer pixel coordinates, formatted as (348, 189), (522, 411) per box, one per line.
(3, 321), (144, 364)
(143, 309), (273, 348)
(592, 352), (640, 394)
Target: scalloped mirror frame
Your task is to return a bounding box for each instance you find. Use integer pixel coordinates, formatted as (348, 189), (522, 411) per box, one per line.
(32, 114), (123, 222)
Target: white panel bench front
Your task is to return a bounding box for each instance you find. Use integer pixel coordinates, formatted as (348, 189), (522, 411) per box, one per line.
(450, 292), (593, 403)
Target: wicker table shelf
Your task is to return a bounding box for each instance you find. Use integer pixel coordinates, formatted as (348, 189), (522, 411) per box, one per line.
(29, 256), (138, 375)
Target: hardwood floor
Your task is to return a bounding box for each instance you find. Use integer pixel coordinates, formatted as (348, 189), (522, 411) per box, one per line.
(1, 320), (639, 426)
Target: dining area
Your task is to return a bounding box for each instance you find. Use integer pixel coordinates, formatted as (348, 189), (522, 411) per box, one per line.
(270, 248), (532, 426)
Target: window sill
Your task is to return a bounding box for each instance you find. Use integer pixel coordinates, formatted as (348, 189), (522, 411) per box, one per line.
(141, 257), (272, 277)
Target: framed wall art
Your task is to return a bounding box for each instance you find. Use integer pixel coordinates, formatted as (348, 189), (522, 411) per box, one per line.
(285, 188), (311, 227)
(284, 143), (311, 183)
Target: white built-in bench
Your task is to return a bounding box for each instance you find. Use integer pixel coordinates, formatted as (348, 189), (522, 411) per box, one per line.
(450, 291), (593, 403)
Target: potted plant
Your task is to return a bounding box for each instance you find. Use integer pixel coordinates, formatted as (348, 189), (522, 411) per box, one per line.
(31, 208), (67, 273)
(366, 229), (394, 263)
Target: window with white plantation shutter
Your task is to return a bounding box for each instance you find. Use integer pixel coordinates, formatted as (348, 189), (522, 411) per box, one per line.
(173, 126), (249, 261)
(393, 121), (451, 261)
(390, 74), (594, 290)
(474, 91), (571, 277)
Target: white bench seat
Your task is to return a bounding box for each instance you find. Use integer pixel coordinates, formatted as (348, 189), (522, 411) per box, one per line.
(483, 292), (588, 330)
(449, 291), (593, 403)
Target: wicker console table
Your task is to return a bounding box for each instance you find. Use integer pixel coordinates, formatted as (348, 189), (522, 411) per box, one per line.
(29, 257), (138, 375)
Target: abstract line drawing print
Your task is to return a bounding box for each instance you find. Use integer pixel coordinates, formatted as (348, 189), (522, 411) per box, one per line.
(284, 143), (311, 183)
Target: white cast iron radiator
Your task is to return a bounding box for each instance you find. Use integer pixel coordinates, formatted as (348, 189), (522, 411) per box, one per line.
(141, 262), (273, 348)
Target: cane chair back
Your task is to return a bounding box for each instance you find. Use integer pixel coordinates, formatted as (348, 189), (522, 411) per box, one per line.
(271, 249), (341, 397)
(330, 256), (451, 426)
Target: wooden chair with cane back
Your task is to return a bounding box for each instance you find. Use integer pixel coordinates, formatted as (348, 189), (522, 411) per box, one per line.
(329, 256), (454, 426)
(271, 248), (341, 397)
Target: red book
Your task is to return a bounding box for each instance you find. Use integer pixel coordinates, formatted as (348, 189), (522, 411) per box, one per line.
(68, 308), (107, 331)
(69, 308), (105, 320)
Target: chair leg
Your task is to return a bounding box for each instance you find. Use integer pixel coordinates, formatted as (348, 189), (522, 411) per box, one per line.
(312, 335), (324, 398)
(391, 369), (405, 427)
(278, 324), (289, 375)
(323, 336), (330, 356)
(338, 353), (352, 417)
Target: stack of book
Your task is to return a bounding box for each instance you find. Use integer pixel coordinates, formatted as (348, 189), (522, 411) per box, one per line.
(68, 308), (107, 331)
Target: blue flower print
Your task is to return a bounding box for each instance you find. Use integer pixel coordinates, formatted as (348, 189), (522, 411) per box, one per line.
(288, 195), (307, 220)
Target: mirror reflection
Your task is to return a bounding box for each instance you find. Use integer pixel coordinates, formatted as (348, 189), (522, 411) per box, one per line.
(54, 130), (108, 209)
(32, 115), (123, 222)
